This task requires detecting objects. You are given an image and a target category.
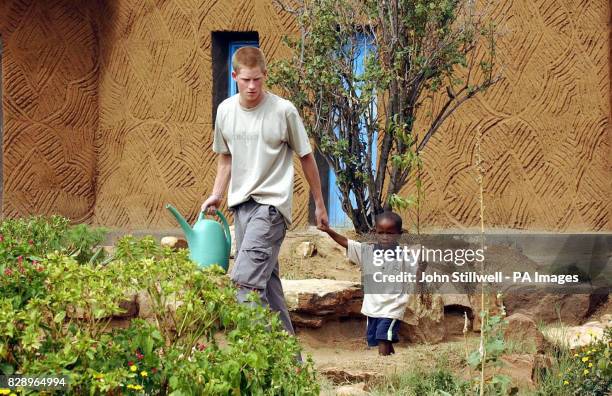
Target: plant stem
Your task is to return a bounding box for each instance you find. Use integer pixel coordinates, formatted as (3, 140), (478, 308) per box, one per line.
(477, 126), (486, 396)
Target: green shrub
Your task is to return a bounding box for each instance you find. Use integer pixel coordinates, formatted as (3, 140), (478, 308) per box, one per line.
(370, 367), (471, 396)
(0, 217), (318, 395)
(537, 327), (611, 396)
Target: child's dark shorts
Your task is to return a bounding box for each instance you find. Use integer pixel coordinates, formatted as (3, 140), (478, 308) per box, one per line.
(366, 317), (400, 346)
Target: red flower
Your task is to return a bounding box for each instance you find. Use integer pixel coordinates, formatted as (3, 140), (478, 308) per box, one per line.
(17, 256), (23, 264)
(32, 260), (38, 266)
(128, 361), (134, 366)
(0, 235), (4, 242)
(136, 352), (144, 360)
(197, 343), (207, 351)
(36, 266), (44, 272)
(28, 239), (34, 245)
(151, 368), (158, 373)
(3, 268), (12, 276)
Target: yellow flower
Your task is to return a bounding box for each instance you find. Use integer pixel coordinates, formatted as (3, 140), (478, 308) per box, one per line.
(588, 362), (593, 367)
(93, 373), (104, 379)
(133, 385), (143, 390)
(130, 365), (138, 372)
(9, 394), (15, 396)
(582, 357), (589, 362)
(574, 353), (579, 357)
(140, 371), (148, 377)
(563, 380), (569, 385)
(583, 369), (589, 375)
(0, 390), (10, 395)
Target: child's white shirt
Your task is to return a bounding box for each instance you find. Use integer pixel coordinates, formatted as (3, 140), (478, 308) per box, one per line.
(347, 239), (415, 320)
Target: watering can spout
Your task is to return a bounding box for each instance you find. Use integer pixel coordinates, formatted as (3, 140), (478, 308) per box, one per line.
(165, 204), (194, 239)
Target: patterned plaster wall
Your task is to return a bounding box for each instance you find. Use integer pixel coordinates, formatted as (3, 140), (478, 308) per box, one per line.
(400, 0), (610, 231)
(0, 0), (98, 221)
(0, 0), (609, 231)
(92, 0), (307, 228)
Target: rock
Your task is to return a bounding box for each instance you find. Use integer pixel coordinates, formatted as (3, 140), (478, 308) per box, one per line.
(401, 316), (446, 344)
(401, 294), (446, 344)
(67, 293), (139, 320)
(335, 382), (367, 395)
(114, 293), (139, 319)
(290, 312), (325, 328)
(495, 353), (552, 390)
(503, 291), (591, 325)
(470, 293), (503, 332)
(160, 236), (188, 250)
(282, 279), (362, 316)
(442, 294), (472, 309)
(296, 241), (317, 258)
(504, 313), (547, 353)
(542, 317), (611, 349)
(319, 367), (380, 384)
(137, 291), (183, 326)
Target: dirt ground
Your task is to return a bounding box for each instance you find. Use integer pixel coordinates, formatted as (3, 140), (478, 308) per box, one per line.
(296, 317), (474, 373)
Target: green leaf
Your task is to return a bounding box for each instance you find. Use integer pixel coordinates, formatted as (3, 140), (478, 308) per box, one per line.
(144, 336), (154, 356)
(53, 311), (66, 323)
(0, 363), (15, 375)
(467, 350), (481, 367)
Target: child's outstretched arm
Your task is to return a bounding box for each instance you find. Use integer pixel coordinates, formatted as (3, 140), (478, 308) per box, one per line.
(318, 224), (348, 250)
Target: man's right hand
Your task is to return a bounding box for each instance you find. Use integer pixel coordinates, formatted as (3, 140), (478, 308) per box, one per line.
(201, 194), (222, 215)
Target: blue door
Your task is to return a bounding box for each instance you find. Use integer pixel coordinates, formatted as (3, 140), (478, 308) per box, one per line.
(328, 34), (376, 228)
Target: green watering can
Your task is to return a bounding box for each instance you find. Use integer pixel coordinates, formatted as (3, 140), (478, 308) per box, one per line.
(166, 204), (231, 272)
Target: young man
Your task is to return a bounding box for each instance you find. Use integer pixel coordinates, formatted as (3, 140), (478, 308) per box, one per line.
(319, 212), (414, 355)
(201, 47), (328, 335)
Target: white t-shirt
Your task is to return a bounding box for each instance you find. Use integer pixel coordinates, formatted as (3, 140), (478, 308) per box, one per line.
(347, 239), (414, 320)
(213, 92), (312, 224)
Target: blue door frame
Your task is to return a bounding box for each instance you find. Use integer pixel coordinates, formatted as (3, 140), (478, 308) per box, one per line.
(328, 34), (376, 228)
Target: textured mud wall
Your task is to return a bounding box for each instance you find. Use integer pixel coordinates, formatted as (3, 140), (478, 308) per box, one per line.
(0, 1), (99, 221)
(92, 0), (308, 228)
(0, 0), (609, 231)
(401, 0), (611, 231)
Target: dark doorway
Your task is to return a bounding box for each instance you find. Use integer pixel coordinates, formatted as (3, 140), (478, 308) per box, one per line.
(211, 31), (259, 124)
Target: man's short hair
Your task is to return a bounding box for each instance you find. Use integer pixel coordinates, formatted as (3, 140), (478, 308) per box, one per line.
(232, 47), (267, 73)
(375, 211), (403, 232)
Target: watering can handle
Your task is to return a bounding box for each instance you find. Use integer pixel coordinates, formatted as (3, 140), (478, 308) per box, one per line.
(198, 210), (231, 250)
(214, 210), (232, 254)
(198, 210), (206, 222)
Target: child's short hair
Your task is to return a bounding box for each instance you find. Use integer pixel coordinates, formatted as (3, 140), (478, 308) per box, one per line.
(232, 47), (267, 73)
(375, 211), (402, 233)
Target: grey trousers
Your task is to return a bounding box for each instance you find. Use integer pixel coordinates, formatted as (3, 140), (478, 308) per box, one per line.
(230, 199), (295, 334)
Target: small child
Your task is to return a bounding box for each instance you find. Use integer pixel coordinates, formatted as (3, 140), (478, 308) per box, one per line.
(319, 211), (415, 356)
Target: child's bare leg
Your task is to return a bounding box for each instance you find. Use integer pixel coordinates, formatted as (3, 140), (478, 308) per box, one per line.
(378, 341), (394, 356)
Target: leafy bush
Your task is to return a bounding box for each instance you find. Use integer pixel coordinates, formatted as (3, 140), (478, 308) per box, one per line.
(0, 217), (318, 395)
(371, 367), (471, 396)
(537, 327), (611, 396)
(0, 215), (108, 268)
